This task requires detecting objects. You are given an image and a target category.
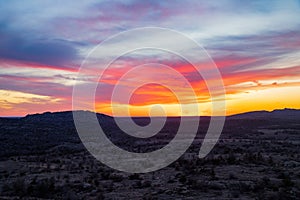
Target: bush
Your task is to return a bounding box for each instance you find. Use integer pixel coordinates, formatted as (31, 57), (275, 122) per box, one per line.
(129, 173), (141, 180)
(179, 174), (187, 183)
(1, 178), (27, 197)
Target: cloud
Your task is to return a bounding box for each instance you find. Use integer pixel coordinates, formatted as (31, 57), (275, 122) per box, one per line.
(0, 74), (73, 99)
(0, 22), (79, 68)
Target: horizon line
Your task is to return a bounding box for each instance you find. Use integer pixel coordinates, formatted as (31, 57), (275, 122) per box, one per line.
(0, 107), (298, 118)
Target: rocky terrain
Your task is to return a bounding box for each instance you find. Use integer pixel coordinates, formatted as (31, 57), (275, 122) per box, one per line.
(0, 109), (299, 199)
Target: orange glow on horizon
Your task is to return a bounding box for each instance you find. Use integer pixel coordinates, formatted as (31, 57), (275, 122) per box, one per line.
(1, 59), (300, 117)
(1, 85), (300, 117)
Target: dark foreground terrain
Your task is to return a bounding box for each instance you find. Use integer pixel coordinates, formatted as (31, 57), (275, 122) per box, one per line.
(0, 109), (299, 199)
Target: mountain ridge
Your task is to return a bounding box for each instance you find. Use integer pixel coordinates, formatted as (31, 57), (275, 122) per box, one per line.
(1, 108), (300, 120)
(228, 108), (300, 120)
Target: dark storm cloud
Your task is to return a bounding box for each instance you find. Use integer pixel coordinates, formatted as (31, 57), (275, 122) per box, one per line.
(0, 21), (79, 68)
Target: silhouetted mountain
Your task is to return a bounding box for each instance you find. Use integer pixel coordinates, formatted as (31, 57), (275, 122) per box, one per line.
(23, 110), (112, 122)
(228, 108), (300, 120)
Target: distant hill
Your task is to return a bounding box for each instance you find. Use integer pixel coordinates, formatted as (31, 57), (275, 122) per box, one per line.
(229, 108), (300, 120)
(23, 110), (112, 122)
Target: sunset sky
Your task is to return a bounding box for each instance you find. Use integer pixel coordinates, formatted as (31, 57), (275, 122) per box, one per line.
(1, 0), (300, 117)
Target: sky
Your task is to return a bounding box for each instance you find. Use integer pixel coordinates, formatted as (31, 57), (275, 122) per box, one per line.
(0, 0), (300, 117)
